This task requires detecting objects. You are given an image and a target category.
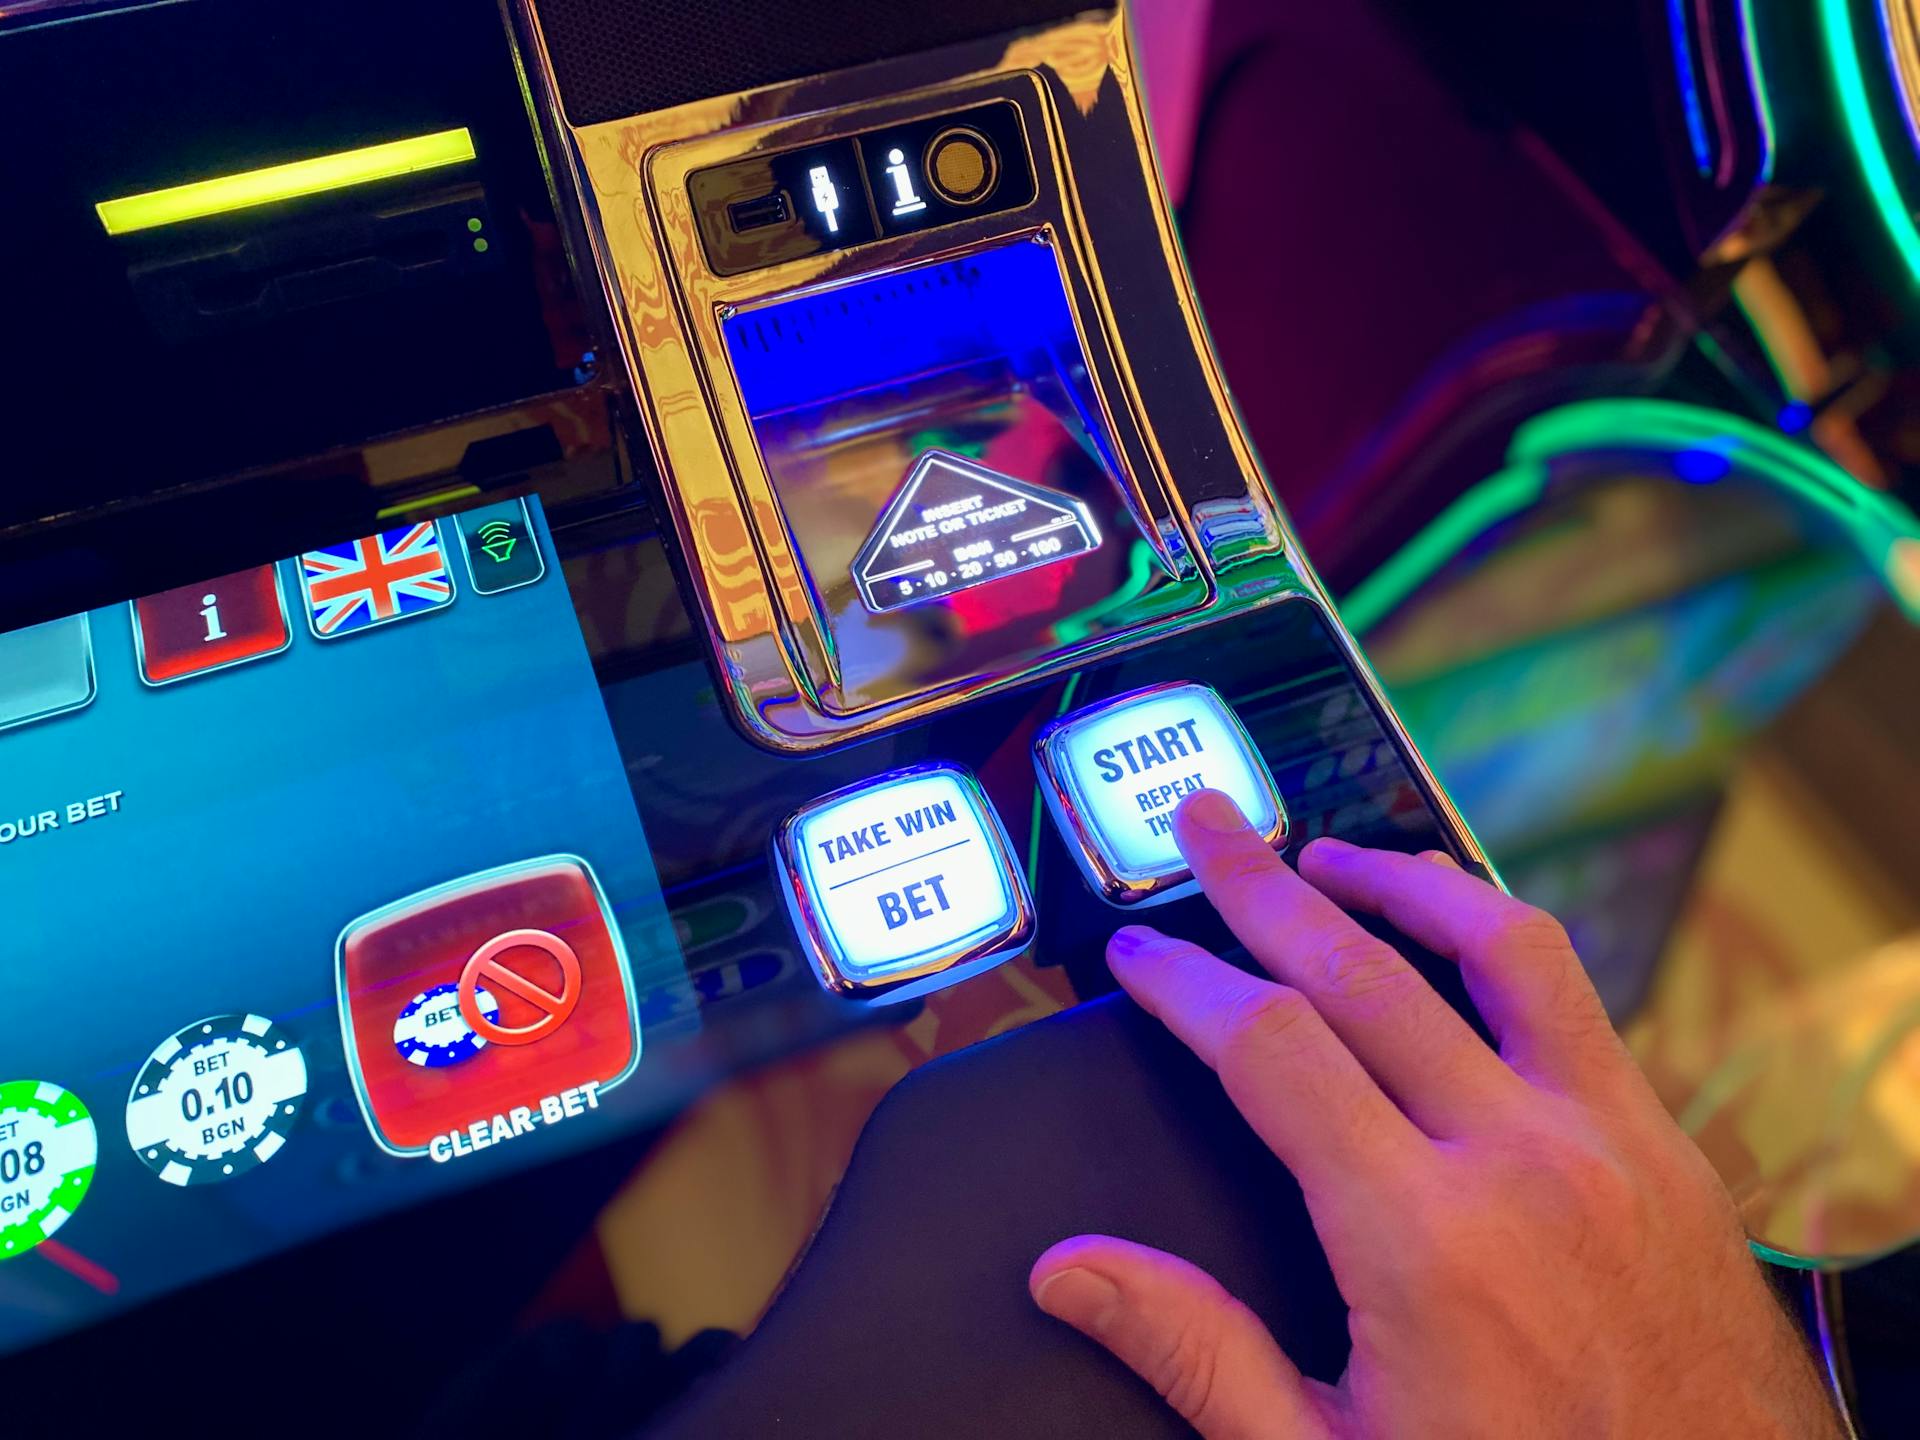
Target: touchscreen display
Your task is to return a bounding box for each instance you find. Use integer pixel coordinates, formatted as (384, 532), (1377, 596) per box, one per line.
(0, 498), (683, 1353)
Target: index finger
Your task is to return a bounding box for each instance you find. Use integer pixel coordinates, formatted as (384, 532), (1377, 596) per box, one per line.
(1105, 925), (1426, 1223)
(1170, 790), (1524, 1137)
(1296, 838), (1626, 1093)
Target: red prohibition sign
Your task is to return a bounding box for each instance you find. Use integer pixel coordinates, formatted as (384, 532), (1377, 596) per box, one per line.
(458, 928), (582, 1046)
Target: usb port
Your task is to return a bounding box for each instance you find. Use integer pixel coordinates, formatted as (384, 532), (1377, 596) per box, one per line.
(728, 191), (791, 232)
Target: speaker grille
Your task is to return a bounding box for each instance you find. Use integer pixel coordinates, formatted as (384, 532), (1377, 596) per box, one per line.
(531, 0), (1100, 126)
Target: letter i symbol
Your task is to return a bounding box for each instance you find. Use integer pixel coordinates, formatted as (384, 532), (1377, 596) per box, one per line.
(200, 593), (227, 643)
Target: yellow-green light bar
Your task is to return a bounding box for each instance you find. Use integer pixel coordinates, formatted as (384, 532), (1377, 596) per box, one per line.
(95, 127), (476, 236)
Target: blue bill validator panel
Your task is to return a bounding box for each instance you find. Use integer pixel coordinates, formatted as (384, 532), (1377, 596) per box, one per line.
(774, 763), (1033, 1000)
(1034, 682), (1288, 907)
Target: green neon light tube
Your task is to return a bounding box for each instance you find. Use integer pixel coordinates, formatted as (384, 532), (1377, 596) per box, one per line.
(95, 127), (477, 236)
(1818, 0), (1920, 286)
(1341, 399), (1920, 632)
(1338, 467), (1545, 636)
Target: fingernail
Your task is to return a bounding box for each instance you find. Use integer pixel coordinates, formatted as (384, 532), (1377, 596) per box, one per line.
(1425, 850), (1459, 867)
(1304, 835), (1356, 859)
(1180, 789), (1246, 833)
(1107, 925), (1156, 956)
(1033, 1267), (1122, 1336)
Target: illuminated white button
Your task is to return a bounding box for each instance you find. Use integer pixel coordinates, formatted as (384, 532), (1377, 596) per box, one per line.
(1034, 682), (1288, 907)
(774, 763), (1033, 1000)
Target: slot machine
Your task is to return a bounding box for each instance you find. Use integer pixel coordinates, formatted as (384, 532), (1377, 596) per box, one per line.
(0, 2), (1496, 1433)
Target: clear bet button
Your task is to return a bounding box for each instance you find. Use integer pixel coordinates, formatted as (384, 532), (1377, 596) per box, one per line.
(1034, 681), (1288, 907)
(774, 762), (1034, 1001)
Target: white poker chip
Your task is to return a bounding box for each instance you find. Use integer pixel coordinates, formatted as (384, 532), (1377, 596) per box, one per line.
(392, 982), (500, 1068)
(124, 1014), (308, 1187)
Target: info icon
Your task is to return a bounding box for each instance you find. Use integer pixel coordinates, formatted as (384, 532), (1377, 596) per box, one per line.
(131, 564), (291, 686)
(335, 856), (640, 1157)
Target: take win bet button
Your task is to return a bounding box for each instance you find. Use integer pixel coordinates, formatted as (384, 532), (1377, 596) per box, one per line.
(1034, 681), (1288, 907)
(774, 763), (1033, 1000)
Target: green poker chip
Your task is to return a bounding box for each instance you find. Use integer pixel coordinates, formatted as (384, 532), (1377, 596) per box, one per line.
(0, 1079), (98, 1261)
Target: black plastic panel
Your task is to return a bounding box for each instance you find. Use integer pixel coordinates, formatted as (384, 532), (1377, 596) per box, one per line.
(689, 100), (1035, 275)
(0, 0), (584, 532)
(529, 0), (1104, 125)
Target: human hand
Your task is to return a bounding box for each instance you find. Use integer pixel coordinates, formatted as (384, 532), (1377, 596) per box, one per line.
(1029, 790), (1843, 1439)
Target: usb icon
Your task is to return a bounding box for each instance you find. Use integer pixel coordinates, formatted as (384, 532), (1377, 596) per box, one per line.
(809, 165), (841, 235)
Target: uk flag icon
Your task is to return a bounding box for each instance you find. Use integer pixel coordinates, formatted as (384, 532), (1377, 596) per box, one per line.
(299, 523), (456, 640)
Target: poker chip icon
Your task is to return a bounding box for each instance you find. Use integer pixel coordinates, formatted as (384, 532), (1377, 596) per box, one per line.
(393, 982), (500, 1068)
(0, 1080), (97, 1261)
(125, 1014), (308, 1187)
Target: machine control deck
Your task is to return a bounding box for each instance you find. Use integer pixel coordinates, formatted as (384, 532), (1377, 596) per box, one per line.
(1035, 681), (1289, 907)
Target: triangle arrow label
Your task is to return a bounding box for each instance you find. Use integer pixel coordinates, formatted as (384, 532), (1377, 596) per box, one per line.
(852, 449), (1102, 613)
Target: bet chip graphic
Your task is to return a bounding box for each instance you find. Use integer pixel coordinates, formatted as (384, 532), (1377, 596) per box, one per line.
(125, 1014), (309, 1186)
(392, 982), (501, 1068)
(0, 1080), (97, 1260)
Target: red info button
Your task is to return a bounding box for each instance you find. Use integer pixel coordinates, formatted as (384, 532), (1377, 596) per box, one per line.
(132, 564), (291, 686)
(336, 856), (639, 1155)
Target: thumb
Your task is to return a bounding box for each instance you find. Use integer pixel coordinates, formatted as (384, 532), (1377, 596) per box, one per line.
(1030, 1235), (1334, 1440)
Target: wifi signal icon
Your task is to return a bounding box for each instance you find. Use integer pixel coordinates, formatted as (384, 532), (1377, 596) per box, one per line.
(475, 519), (519, 564)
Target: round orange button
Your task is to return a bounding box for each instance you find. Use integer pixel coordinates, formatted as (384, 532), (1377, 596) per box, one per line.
(925, 127), (999, 205)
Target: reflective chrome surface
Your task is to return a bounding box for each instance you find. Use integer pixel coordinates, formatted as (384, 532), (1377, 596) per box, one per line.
(512, 12), (1306, 748)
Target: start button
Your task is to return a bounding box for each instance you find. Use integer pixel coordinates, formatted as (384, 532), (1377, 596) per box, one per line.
(1034, 681), (1288, 907)
(774, 763), (1033, 1000)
